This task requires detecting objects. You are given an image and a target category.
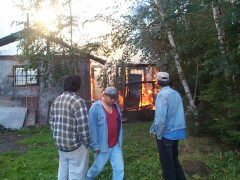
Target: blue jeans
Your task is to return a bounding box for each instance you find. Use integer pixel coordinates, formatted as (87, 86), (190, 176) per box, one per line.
(86, 142), (124, 180)
(58, 144), (89, 180)
(156, 137), (186, 180)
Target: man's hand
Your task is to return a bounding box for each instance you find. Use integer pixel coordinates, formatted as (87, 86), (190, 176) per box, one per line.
(94, 150), (100, 154)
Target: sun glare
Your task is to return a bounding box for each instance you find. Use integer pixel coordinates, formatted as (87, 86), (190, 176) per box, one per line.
(26, 0), (125, 44)
(33, 7), (57, 32)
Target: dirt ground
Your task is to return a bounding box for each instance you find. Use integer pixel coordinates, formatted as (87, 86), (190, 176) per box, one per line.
(0, 130), (30, 154)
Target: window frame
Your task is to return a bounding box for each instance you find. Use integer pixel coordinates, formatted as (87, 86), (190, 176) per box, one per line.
(13, 65), (39, 87)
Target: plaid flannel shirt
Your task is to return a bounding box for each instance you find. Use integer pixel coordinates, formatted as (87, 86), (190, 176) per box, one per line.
(49, 91), (90, 152)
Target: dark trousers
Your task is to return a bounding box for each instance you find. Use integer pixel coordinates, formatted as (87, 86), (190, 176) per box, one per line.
(156, 137), (186, 180)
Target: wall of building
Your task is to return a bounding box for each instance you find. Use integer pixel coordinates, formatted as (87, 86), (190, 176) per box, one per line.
(0, 56), (91, 124)
(78, 57), (91, 109)
(0, 56), (39, 126)
(0, 56), (38, 97)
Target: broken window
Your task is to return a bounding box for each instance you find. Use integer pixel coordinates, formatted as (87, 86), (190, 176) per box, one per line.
(13, 66), (39, 86)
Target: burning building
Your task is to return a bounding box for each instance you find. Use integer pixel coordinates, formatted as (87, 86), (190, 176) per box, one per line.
(116, 63), (159, 122)
(90, 62), (159, 122)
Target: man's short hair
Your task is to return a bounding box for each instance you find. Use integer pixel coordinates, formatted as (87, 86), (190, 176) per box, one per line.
(64, 74), (81, 92)
(158, 80), (169, 87)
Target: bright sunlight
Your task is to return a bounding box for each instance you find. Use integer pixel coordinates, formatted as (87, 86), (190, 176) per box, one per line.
(32, 7), (58, 32)
(28, 0), (115, 43)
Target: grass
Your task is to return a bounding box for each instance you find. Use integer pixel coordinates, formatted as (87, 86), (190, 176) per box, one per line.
(0, 126), (58, 179)
(0, 122), (240, 180)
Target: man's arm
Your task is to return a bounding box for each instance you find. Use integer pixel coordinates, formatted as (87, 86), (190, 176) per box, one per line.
(88, 106), (100, 153)
(74, 99), (90, 147)
(49, 103), (54, 131)
(153, 94), (168, 140)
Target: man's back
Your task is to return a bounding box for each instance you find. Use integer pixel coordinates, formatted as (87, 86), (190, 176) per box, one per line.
(50, 91), (89, 151)
(150, 72), (187, 180)
(156, 86), (186, 132)
(162, 87), (185, 131)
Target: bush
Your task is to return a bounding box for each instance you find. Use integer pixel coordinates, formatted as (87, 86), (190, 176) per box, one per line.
(198, 77), (240, 148)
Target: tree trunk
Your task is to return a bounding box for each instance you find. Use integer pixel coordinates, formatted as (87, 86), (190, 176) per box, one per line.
(154, 0), (197, 111)
(212, 1), (225, 54)
(212, 0), (230, 78)
(68, 0), (78, 74)
(193, 59), (199, 105)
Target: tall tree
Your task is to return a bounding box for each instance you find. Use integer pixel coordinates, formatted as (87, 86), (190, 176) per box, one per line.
(13, 0), (102, 86)
(153, 0), (196, 110)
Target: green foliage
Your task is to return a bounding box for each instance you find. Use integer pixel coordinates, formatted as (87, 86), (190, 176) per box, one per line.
(209, 118), (240, 146)
(1, 123), (240, 179)
(89, 122), (163, 180)
(205, 151), (240, 179)
(192, 174), (201, 180)
(96, 59), (119, 90)
(18, 125), (51, 134)
(14, 0), (105, 89)
(96, 0), (240, 148)
(12, 0), (240, 161)
(199, 76), (240, 147)
(0, 126), (58, 180)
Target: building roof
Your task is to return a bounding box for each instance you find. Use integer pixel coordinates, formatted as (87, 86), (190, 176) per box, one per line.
(0, 29), (106, 65)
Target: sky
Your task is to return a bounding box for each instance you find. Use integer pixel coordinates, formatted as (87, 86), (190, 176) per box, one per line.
(0, 1), (24, 55)
(0, 0), (129, 56)
(0, 1), (24, 37)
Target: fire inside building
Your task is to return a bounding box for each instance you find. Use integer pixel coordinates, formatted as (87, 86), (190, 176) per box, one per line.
(90, 62), (159, 123)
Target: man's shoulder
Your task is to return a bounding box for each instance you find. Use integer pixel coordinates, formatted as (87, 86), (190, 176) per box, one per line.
(64, 92), (82, 101)
(72, 95), (87, 107)
(160, 87), (178, 97)
(59, 92), (85, 106)
(91, 100), (101, 107)
(54, 93), (65, 102)
(89, 100), (102, 113)
(72, 94), (84, 101)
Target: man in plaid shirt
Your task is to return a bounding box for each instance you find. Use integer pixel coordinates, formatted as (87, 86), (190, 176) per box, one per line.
(50, 74), (90, 180)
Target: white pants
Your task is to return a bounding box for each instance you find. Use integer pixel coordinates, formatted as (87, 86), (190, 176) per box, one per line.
(86, 143), (124, 180)
(58, 144), (89, 180)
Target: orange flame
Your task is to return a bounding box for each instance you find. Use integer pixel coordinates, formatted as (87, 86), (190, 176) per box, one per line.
(90, 61), (94, 101)
(118, 91), (123, 109)
(139, 83), (155, 110)
(116, 68), (158, 111)
(138, 74), (155, 110)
